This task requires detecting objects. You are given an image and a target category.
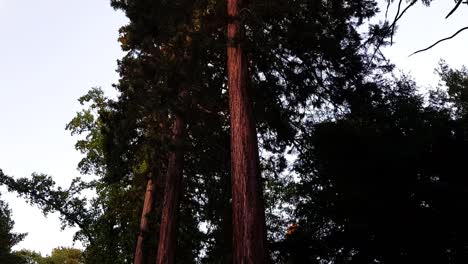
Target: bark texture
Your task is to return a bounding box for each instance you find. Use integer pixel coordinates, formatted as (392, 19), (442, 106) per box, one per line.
(134, 177), (156, 264)
(227, 0), (269, 263)
(156, 104), (186, 264)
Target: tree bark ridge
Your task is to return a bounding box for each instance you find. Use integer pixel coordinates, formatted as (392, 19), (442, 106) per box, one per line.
(227, 0), (269, 263)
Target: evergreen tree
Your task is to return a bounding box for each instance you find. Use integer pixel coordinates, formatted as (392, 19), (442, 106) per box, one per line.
(0, 1), (409, 263)
(0, 188), (26, 264)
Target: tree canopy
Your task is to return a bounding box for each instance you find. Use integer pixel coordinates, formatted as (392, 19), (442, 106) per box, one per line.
(1, 0), (468, 263)
(0, 194), (25, 264)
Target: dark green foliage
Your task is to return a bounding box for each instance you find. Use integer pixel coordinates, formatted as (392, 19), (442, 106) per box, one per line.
(14, 247), (83, 264)
(0, 172), (95, 243)
(3, 0), (389, 262)
(0, 191), (26, 264)
(66, 88), (108, 177)
(7, 1), (468, 264)
(66, 88), (142, 263)
(437, 61), (468, 117)
(44, 247), (83, 264)
(277, 68), (468, 263)
(14, 249), (44, 264)
(103, 0), (385, 261)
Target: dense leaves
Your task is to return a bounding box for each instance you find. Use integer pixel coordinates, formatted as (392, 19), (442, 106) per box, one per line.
(15, 247), (83, 264)
(277, 69), (468, 263)
(0, 191), (25, 264)
(2, 1), (468, 264)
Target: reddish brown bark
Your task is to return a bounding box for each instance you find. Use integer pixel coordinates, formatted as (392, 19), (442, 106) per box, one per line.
(227, 0), (269, 263)
(134, 177), (156, 264)
(156, 105), (186, 264)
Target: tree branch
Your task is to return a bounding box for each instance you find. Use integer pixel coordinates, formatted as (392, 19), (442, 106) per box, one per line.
(445, 0), (463, 19)
(409, 26), (468, 57)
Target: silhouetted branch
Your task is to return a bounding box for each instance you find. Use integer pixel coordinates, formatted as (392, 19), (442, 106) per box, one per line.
(363, 0), (417, 68)
(445, 0), (463, 19)
(384, 0), (391, 21)
(409, 26), (468, 57)
(390, 0), (418, 44)
(390, 0), (403, 44)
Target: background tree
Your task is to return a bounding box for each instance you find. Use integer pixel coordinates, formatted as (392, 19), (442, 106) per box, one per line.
(14, 247), (83, 264)
(14, 249), (44, 264)
(44, 247), (83, 264)
(7, 1), (465, 264)
(276, 66), (468, 263)
(0, 192), (26, 264)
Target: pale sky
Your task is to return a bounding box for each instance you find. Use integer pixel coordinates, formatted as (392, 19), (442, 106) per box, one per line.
(0, 0), (127, 255)
(0, 0), (466, 257)
(380, 0), (468, 87)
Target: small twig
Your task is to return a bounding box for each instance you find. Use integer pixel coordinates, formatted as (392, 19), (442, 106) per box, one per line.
(384, 0), (391, 22)
(395, 0), (417, 22)
(391, 0), (404, 44)
(409, 26), (468, 57)
(362, 0), (417, 69)
(445, 0), (463, 19)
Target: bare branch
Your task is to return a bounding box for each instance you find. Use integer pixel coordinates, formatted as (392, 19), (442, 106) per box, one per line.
(362, 0), (417, 68)
(409, 26), (468, 57)
(445, 0), (463, 19)
(390, 0), (403, 44)
(396, 0), (417, 21)
(385, 0), (391, 22)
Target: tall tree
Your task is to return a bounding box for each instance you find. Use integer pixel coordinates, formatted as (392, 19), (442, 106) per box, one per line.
(134, 176), (156, 264)
(109, 1), (233, 262)
(156, 90), (188, 264)
(1, 1), (391, 263)
(226, 0), (268, 263)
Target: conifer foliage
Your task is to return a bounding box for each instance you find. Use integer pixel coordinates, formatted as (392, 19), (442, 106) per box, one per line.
(0, 190), (25, 264)
(3, 1), (468, 264)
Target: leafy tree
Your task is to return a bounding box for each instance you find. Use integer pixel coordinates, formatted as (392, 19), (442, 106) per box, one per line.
(15, 247), (83, 264)
(0, 1), (408, 263)
(44, 247), (83, 264)
(108, 1), (386, 263)
(14, 249), (44, 264)
(436, 61), (468, 117)
(276, 66), (468, 263)
(0, 191), (26, 264)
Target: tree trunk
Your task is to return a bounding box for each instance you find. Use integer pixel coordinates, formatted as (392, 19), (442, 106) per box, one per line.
(156, 102), (186, 264)
(134, 177), (156, 264)
(227, 0), (269, 263)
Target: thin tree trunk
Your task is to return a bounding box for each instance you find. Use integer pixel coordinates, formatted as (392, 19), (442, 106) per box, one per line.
(134, 177), (156, 264)
(227, 0), (268, 263)
(156, 99), (186, 264)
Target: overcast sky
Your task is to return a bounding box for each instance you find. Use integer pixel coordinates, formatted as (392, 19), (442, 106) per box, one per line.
(0, 0), (467, 256)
